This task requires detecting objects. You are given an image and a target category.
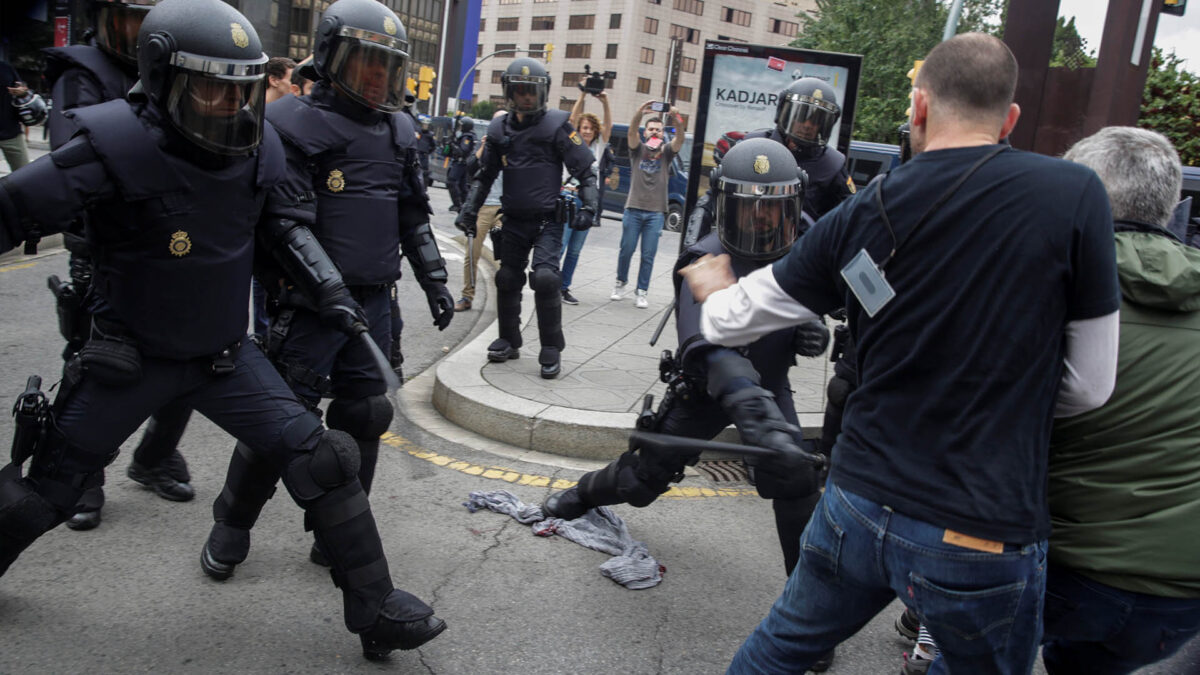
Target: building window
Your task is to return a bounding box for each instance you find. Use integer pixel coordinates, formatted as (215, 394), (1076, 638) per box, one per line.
(721, 6), (750, 27)
(675, 85), (692, 102)
(529, 43), (545, 56)
(717, 34), (747, 42)
(640, 47), (655, 64)
(769, 18), (798, 37)
(477, 44), (483, 57)
(534, 0), (556, 3)
(495, 43), (517, 55)
(562, 72), (586, 87)
(681, 56), (696, 73)
(479, 18), (486, 31)
(673, 0), (703, 15)
(606, 43), (618, 59)
(569, 14), (595, 29)
(492, 70), (504, 84)
(474, 70), (481, 83)
(290, 6), (312, 34)
(644, 17), (658, 34)
(648, 0), (661, 4)
(669, 24), (700, 44)
(531, 15), (555, 30)
(609, 13), (621, 29)
(559, 97), (576, 111)
(636, 77), (651, 94)
(566, 43), (591, 59)
(498, 0), (521, 4)
(497, 17), (519, 31)
(490, 95), (506, 107)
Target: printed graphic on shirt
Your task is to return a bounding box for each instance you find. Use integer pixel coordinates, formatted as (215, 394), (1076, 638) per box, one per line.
(639, 157), (663, 175)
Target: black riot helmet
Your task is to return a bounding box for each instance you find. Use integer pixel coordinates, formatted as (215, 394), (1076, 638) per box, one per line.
(501, 58), (550, 115)
(136, 0), (267, 156)
(93, 0), (157, 67)
(775, 77), (841, 159)
(313, 0), (410, 113)
(459, 117), (474, 133)
(710, 137), (806, 262)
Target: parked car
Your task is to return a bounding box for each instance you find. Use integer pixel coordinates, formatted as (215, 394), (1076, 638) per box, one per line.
(602, 123), (693, 232)
(427, 116), (489, 187)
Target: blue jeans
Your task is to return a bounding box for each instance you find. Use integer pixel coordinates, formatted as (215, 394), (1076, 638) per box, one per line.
(728, 482), (1047, 675)
(1041, 564), (1200, 674)
(617, 207), (664, 292)
(559, 194), (588, 290)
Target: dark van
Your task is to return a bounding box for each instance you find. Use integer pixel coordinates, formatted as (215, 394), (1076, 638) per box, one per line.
(603, 123), (693, 231)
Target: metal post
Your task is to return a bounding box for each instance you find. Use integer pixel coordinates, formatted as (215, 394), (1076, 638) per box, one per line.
(453, 47), (550, 110)
(942, 0), (966, 42)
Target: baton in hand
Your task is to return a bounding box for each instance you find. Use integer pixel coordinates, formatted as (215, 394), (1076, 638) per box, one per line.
(465, 227), (476, 291)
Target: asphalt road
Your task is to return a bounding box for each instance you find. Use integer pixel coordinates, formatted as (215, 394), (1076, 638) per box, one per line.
(0, 169), (1195, 674)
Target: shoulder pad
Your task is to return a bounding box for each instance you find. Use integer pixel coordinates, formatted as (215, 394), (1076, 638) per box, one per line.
(42, 46), (132, 100)
(743, 128), (774, 141)
(672, 232), (725, 296)
(804, 146), (848, 182)
(266, 96), (352, 157)
(257, 122), (286, 189)
(390, 111), (418, 151)
(49, 134), (99, 169)
(542, 108), (571, 133)
(65, 99), (188, 200)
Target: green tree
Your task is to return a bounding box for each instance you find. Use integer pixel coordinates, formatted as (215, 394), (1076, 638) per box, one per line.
(1140, 48), (1200, 166)
(469, 100), (497, 120)
(1049, 16), (1096, 69)
(792, 0), (1005, 143)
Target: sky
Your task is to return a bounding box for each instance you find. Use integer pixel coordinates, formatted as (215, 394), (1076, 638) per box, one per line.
(1057, 0), (1200, 72)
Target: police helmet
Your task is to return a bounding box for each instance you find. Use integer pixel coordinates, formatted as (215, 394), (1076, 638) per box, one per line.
(137, 0), (267, 156)
(313, 0), (410, 113)
(93, 0), (157, 67)
(459, 117), (474, 133)
(501, 58), (550, 115)
(775, 77), (840, 158)
(11, 91), (48, 127)
(417, 113), (431, 128)
(710, 137), (806, 261)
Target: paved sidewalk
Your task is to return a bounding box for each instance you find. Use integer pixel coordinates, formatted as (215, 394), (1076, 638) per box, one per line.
(431, 224), (834, 460)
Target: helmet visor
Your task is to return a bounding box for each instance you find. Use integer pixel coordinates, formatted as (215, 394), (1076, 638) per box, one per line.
(328, 33), (409, 112)
(165, 68), (265, 155)
(715, 191), (801, 261)
(96, 3), (151, 66)
(777, 95), (839, 149)
(505, 76), (548, 114)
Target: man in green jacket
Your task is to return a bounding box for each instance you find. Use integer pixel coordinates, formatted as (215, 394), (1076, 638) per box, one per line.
(1044, 126), (1200, 673)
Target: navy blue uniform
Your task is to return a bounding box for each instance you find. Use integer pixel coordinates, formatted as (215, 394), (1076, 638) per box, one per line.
(473, 109), (595, 358)
(446, 129), (475, 209)
(41, 43), (196, 520)
(416, 128), (436, 188)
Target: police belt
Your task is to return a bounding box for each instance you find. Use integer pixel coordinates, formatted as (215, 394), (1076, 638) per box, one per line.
(92, 316), (241, 375)
(502, 208), (557, 222)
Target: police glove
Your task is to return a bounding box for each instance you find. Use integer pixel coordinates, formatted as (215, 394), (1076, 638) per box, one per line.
(455, 209), (477, 236)
(794, 319), (831, 358)
(422, 281), (455, 331)
(317, 287), (368, 337)
(571, 208), (595, 232)
(721, 387), (825, 499)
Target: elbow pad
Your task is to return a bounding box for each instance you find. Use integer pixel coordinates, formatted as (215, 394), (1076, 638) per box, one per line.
(704, 348), (762, 400)
(402, 221), (448, 285)
(259, 217), (346, 302)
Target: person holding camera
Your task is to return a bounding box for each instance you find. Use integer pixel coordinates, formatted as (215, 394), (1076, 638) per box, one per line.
(611, 101), (684, 309)
(558, 87), (613, 305)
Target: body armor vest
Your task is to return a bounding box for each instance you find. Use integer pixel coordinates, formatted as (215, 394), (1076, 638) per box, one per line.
(496, 109), (571, 215)
(268, 91), (417, 285)
(43, 45), (135, 150)
(67, 100), (282, 358)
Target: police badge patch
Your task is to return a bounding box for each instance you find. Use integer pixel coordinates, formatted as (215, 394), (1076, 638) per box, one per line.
(327, 169), (346, 192)
(383, 17), (398, 35)
(569, 131), (582, 146)
(231, 23), (250, 49)
(846, 174), (857, 194)
(521, 66), (530, 76)
(169, 231), (192, 257)
(753, 155), (770, 174)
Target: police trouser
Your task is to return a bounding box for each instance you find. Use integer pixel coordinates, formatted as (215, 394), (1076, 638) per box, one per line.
(447, 161), (468, 208)
(208, 288), (394, 564)
(818, 358), (856, 459)
(493, 214), (564, 350)
(0, 346), (403, 629)
(418, 154), (431, 189)
(574, 396), (819, 577)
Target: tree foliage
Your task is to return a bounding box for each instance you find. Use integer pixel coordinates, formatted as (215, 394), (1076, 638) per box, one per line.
(792, 0), (1005, 144)
(1140, 48), (1200, 167)
(1049, 16), (1096, 69)
(469, 100), (497, 121)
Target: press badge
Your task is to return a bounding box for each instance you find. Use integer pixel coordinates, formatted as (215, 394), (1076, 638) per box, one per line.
(840, 249), (895, 317)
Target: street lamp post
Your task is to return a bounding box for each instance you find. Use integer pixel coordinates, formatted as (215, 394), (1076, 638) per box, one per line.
(450, 47), (551, 115)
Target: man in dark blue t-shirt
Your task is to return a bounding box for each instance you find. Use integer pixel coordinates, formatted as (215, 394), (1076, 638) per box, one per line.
(684, 34), (1120, 674)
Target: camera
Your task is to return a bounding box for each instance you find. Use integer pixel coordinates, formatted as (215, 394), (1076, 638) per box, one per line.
(578, 64), (616, 96)
(648, 101), (670, 114)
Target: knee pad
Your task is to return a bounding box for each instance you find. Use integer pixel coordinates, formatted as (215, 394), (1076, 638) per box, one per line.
(826, 374), (852, 409)
(495, 265), (526, 292)
(283, 429), (360, 505)
(529, 267), (561, 295)
(327, 395), (394, 440)
(0, 471), (60, 576)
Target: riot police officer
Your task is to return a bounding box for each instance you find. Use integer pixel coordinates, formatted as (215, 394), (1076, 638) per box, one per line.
(0, 0), (444, 658)
(42, 0), (196, 531)
(199, 0), (454, 575)
(446, 116), (475, 212)
(542, 137), (833, 666)
(455, 57), (598, 379)
(416, 113), (435, 188)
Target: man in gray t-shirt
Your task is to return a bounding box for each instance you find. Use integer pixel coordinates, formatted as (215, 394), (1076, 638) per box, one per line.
(611, 101), (685, 308)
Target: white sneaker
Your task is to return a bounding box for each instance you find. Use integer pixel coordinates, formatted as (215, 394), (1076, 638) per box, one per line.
(610, 281), (627, 300)
(635, 290), (649, 309)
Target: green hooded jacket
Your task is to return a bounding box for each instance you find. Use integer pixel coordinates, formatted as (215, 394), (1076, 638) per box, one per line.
(1049, 230), (1200, 598)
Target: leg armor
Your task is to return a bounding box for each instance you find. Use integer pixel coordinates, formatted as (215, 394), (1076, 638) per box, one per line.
(494, 264), (526, 347)
(203, 441), (283, 573)
(128, 401), (195, 501)
(773, 492), (821, 577)
(326, 394), (394, 495)
(0, 466), (59, 577)
(529, 267), (564, 351)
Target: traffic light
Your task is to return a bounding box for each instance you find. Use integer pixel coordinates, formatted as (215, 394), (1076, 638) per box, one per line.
(905, 60), (924, 118)
(417, 66), (436, 101)
(406, 77), (417, 96)
(544, 43), (554, 62)
(1163, 0), (1186, 17)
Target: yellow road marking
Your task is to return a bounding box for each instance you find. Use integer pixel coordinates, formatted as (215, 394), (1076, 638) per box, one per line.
(0, 261), (37, 273)
(380, 431), (758, 499)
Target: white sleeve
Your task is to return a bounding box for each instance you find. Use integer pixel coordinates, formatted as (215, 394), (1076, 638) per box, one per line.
(699, 266), (820, 347)
(1054, 310), (1120, 418)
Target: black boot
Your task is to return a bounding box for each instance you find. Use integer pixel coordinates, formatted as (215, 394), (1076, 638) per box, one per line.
(359, 590), (447, 660)
(542, 485), (590, 520)
(487, 338), (520, 362)
(538, 346), (561, 379)
(201, 442), (282, 579)
(127, 451), (195, 502)
(200, 522), (250, 581)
